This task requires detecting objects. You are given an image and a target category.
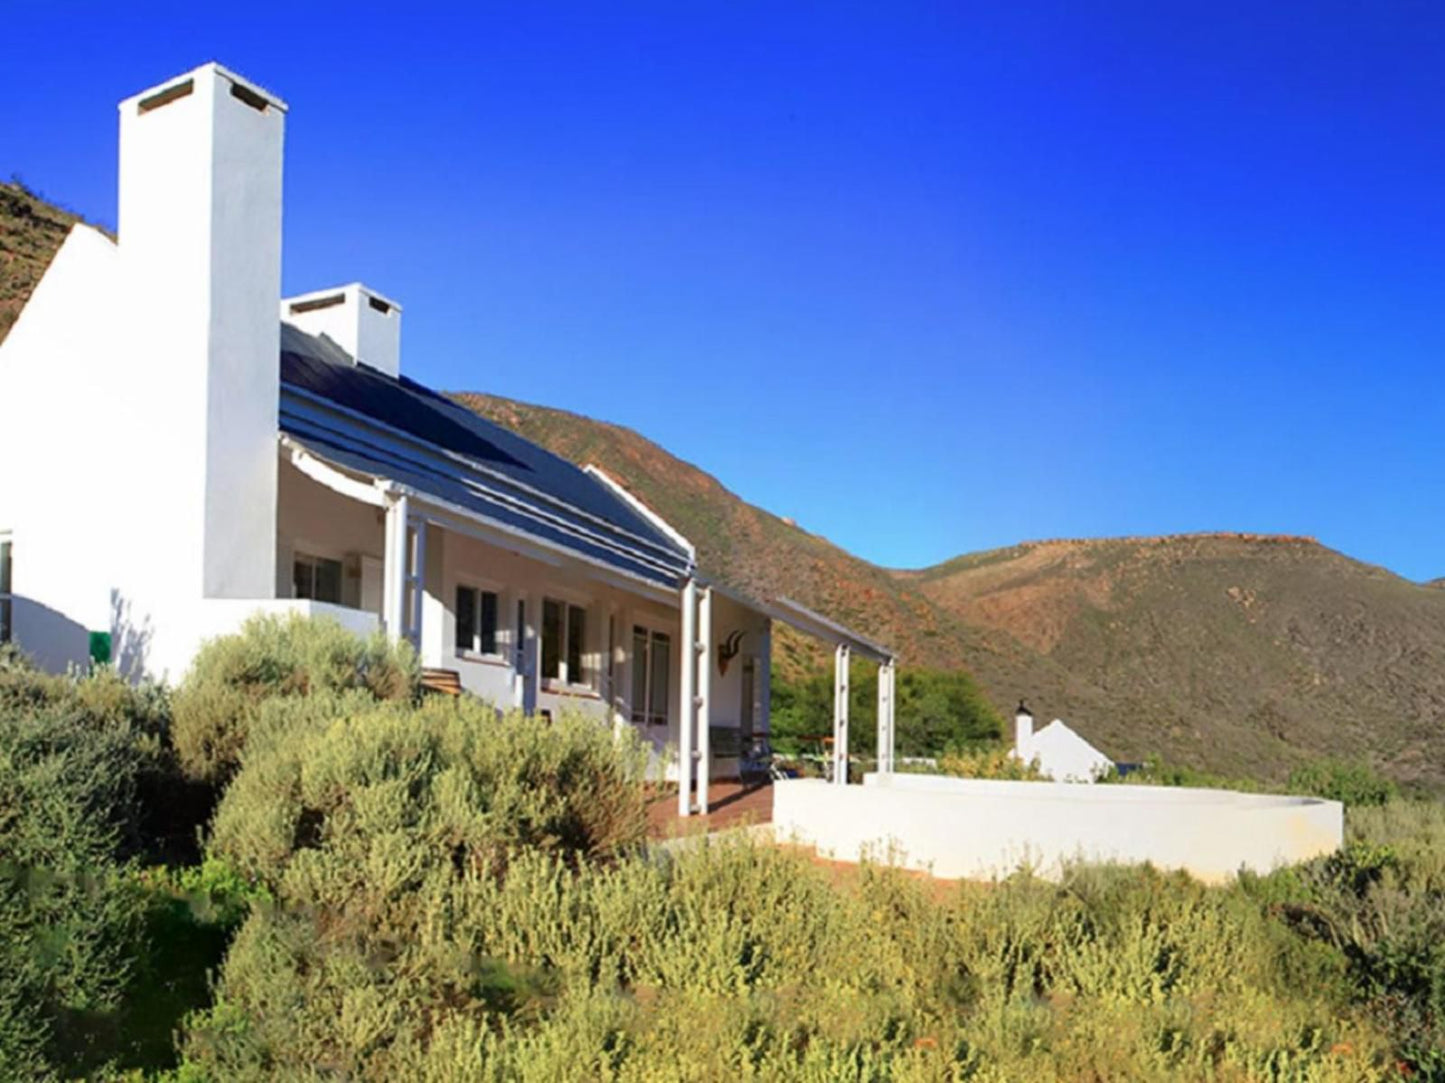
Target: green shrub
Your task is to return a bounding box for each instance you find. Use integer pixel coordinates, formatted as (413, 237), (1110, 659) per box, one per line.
(183, 703), (650, 1075)
(1248, 800), (1445, 1077)
(771, 664), (1001, 758)
(171, 614), (418, 783)
(936, 742), (1047, 780)
(183, 837), (1392, 1080)
(1098, 754), (1266, 792)
(0, 697), (155, 1077)
(1288, 758), (1398, 808)
(207, 698), (648, 891)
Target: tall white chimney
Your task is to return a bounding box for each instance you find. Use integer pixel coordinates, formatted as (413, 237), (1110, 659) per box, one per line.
(116, 63), (285, 601)
(282, 283), (402, 378)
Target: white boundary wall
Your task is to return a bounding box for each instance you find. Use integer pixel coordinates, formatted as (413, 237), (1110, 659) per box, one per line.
(773, 773), (1343, 884)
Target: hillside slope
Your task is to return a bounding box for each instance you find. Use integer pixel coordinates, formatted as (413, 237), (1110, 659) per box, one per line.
(902, 535), (1445, 783)
(0, 181), (87, 343)
(5, 181), (1442, 785)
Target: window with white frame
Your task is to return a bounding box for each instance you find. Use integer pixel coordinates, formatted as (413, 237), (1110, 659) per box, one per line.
(0, 536), (12, 645)
(293, 552), (342, 604)
(455, 584), (500, 658)
(629, 624), (671, 727)
(541, 597), (590, 688)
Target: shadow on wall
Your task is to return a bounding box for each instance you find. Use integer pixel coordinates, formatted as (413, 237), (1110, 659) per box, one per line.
(110, 589), (154, 681)
(10, 595), (90, 673)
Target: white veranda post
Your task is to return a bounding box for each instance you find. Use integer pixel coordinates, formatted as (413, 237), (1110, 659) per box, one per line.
(833, 643), (850, 785)
(382, 492), (410, 642)
(696, 586), (713, 814)
(406, 518), (426, 650)
(876, 659), (896, 774)
(677, 578), (698, 817)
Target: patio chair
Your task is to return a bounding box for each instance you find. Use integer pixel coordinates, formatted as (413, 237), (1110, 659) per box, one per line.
(741, 735), (799, 782)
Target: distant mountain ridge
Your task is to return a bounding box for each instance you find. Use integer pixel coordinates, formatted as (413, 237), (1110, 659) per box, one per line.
(6, 180), (1444, 787)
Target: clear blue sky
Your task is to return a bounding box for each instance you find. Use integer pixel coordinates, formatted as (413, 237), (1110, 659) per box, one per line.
(5, 3), (1442, 580)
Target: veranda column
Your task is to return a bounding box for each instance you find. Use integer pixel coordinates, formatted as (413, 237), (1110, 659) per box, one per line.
(833, 643), (850, 785)
(516, 592), (538, 716)
(406, 518), (426, 650)
(757, 619), (772, 739)
(607, 605), (625, 740)
(382, 492), (409, 642)
(888, 660), (897, 771)
(677, 578), (698, 817)
(696, 586), (713, 814)
(512, 591), (527, 710)
(876, 659), (896, 774)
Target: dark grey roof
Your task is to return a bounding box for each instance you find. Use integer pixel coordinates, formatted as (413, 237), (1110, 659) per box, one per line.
(277, 324), (692, 587)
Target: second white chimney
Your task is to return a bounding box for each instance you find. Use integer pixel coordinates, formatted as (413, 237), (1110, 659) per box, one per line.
(1015, 700), (1034, 759)
(282, 283), (402, 378)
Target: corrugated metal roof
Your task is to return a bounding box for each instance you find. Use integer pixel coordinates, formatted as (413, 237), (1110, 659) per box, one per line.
(277, 324), (693, 587)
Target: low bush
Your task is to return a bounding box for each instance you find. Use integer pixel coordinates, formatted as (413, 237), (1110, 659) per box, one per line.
(184, 702), (651, 1075)
(1101, 755), (1264, 792)
(1287, 758), (1399, 808)
(0, 686), (159, 1077)
(170, 613), (419, 783)
(183, 837), (1393, 1080)
(1252, 800), (1445, 1077)
(935, 742), (1047, 780)
(207, 698), (649, 891)
(1107, 755), (1402, 813)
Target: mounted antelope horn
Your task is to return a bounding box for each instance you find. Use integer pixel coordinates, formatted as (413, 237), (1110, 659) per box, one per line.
(717, 630), (745, 676)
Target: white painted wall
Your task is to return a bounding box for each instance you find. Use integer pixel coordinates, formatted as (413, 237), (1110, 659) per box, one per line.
(191, 598), (380, 654)
(772, 773), (1343, 884)
(0, 225), (124, 671)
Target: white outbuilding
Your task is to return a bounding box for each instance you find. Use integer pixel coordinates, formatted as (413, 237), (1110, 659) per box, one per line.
(1013, 702), (1115, 782)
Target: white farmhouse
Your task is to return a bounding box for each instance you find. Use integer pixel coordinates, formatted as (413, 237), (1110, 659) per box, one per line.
(1013, 702), (1114, 782)
(0, 63), (896, 816)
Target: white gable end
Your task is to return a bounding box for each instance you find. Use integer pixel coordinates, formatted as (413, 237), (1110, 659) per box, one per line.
(1026, 719), (1114, 783)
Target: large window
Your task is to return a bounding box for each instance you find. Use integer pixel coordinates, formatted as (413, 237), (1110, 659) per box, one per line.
(293, 553), (342, 604)
(630, 625), (671, 727)
(0, 537), (11, 645)
(542, 597), (590, 687)
(455, 584), (500, 657)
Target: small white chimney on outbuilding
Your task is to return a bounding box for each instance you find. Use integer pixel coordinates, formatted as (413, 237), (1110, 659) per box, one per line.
(282, 283), (402, 378)
(1014, 700), (1034, 758)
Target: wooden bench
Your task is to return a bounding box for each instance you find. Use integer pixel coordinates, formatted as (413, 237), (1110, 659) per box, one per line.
(420, 667), (464, 697)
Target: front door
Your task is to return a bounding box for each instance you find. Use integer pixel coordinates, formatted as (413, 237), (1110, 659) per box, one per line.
(630, 624), (673, 756)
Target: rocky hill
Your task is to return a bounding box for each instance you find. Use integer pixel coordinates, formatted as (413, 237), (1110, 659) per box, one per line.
(6, 181), (1443, 786)
(901, 534), (1445, 783)
(0, 181), (89, 344)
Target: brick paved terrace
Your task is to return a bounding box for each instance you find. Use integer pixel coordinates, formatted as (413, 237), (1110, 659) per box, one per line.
(645, 781), (774, 840)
